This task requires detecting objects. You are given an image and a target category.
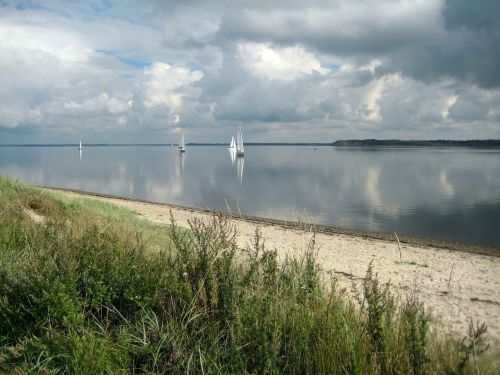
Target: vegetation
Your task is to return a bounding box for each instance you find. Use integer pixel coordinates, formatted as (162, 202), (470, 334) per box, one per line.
(332, 139), (500, 147)
(0, 175), (495, 373)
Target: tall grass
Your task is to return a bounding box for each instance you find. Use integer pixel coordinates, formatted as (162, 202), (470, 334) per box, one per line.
(0, 176), (494, 373)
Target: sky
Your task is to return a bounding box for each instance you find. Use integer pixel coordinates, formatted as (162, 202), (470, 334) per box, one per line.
(0, 0), (499, 143)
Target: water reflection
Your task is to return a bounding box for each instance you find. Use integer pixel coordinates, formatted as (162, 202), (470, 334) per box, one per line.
(0, 146), (499, 247)
(178, 152), (185, 175)
(129, 180), (135, 199)
(229, 148), (236, 165)
(236, 156), (244, 185)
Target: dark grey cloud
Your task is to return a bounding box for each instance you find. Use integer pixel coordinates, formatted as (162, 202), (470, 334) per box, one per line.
(217, 0), (500, 88)
(219, 5), (438, 55)
(380, 21), (500, 87)
(443, 0), (499, 31)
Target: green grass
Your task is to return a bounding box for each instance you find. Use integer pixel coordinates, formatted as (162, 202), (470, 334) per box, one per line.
(54, 193), (175, 254)
(0, 175), (496, 374)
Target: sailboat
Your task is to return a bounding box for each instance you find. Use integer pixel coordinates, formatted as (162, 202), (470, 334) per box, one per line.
(228, 136), (236, 150)
(236, 126), (244, 157)
(179, 133), (186, 153)
(78, 140), (82, 150)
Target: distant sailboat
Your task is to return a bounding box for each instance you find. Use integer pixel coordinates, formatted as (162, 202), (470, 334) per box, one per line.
(78, 140), (82, 150)
(228, 136), (236, 150)
(179, 133), (186, 153)
(236, 127), (244, 157)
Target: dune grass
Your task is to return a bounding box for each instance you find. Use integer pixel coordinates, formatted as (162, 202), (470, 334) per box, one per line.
(0, 175), (495, 374)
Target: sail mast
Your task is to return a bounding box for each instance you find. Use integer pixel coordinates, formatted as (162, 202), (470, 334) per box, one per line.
(236, 126), (244, 156)
(180, 133), (186, 152)
(240, 128), (244, 153)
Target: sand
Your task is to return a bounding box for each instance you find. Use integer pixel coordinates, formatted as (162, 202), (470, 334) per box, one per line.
(57, 189), (500, 344)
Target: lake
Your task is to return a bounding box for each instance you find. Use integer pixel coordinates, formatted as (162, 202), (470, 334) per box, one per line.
(1, 145), (499, 248)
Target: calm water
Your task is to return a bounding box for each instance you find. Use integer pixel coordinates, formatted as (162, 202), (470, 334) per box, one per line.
(1, 145), (499, 248)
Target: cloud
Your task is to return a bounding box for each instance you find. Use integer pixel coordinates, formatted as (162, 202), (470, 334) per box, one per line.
(0, 20), (92, 63)
(141, 62), (203, 110)
(220, 1), (442, 55)
(0, 0), (498, 143)
(447, 87), (500, 122)
(48, 93), (130, 116)
(218, 0), (500, 88)
(237, 42), (329, 81)
(0, 7), (205, 140)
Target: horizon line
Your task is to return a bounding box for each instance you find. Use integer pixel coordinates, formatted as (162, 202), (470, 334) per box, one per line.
(1, 139), (499, 147)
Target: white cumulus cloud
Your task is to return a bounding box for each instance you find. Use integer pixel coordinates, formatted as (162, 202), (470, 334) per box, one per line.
(237, 43), (329, 81)
(142, 63), (203, 111)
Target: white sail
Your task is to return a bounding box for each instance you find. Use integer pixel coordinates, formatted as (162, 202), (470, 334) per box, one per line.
(180, 133), (185, 152)
(78, 140), (82, 150)
(236, 127), (244, 156)
(229, 136), (236, 149)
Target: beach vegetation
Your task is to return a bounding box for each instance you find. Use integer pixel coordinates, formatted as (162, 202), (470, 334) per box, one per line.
(0, 175), (495, 373)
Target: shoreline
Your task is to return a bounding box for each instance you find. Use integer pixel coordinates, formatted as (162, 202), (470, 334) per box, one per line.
(45, 186), (499, 257)
(4, 178), (498, 370)
(49, 186), (500, 345)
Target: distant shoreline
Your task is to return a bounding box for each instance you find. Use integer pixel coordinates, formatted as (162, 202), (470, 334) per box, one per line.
(1, 139), (500, 148)
(332, 139), (500, 147)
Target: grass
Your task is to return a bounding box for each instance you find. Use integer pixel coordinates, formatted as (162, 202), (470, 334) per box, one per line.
(0, 175), (496, 374)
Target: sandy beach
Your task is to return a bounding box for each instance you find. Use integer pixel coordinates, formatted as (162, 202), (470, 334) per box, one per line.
(56, 189), (500, 345)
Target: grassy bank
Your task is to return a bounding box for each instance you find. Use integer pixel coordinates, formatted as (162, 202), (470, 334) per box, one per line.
(0, 176), (495, 373)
